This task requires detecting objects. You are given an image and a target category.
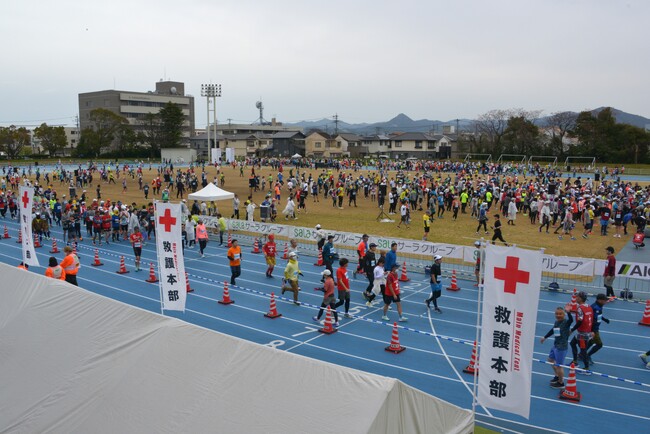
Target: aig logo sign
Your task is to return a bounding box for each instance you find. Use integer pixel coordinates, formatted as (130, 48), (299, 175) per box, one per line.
(618, 262), (650, 280)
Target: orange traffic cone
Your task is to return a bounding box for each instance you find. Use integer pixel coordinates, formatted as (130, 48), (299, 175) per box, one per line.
(264, 292), (282, 318)
(218, 281), (234, 305)
(16, 230), (22, 244)
(463, 341), (479, 374)
(446, 269), (460, 291)
(116, 256), (129, 274)
(145, 263), (159, 283)
(49, 239), (60, 253)
(399, 261), (410, 282)
(227, 232), (232, 247)
(385, 322), (406, 353)
(282, 242), (289, 260)
(33, 234), (42, 248)
(185, 272), (193, 293)
(559, 362), (581, 402)
(314, 248), (324, 266)
(3, 224), (10, 239)
(91, 249), (104, 266)
(252, 238), (261, 253)
(318, 306), (337, 334)
(639, 300), (650, 326)
(565, 288), (577, 313)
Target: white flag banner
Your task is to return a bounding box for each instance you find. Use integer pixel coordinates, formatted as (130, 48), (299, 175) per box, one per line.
(477, 244), (542, 419)
(19, 186), (40, 267)
(154, 202), (187, 312)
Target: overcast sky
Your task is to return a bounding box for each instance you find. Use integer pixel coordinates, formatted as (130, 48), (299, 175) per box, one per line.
(2, 0), (648, 128)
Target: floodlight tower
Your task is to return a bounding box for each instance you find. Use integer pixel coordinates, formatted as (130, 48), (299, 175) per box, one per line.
(201, 83), (222, 164)
(256, 100), (265, 125)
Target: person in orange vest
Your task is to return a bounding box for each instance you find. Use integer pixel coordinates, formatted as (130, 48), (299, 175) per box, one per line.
(196, 219), (209, 258)
(59, 245), (80, 286)
(227, 239), (242, 285)
(45, 256), (66, 281)
(17, 262), (29, 271)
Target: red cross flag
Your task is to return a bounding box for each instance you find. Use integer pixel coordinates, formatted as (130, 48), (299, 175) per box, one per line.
(19, 186), (40, 267)
(477, 244), (542, 419)
(154, 202), (187, 312)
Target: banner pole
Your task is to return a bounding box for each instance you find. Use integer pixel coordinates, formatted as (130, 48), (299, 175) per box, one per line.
(154, 200), (164, 316)
(471, 238), (487, 420)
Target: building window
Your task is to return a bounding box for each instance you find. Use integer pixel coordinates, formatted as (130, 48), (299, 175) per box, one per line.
(415, 141), (422, 149)
(85, 101), (93, 108)
(315, 142), (321, 148)
(394, 141), (402, 148)
(428, 141), (436, 149)
(336, 142), (341, 148)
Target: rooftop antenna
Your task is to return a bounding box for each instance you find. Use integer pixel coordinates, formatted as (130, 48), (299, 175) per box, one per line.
(255, 100), (265, 125)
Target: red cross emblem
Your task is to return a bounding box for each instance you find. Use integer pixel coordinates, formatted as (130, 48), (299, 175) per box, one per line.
(22, 191), (30, 208)
(494, 256), (530, 294)
(158, 208), (177, 232)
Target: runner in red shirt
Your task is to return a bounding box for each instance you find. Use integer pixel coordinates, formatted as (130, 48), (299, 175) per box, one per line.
(382, 264), (407, 322)
(130, 226), (144, 271)
(313, 270), (339, 327)
(570, 292), (594, 373)
(262, 234), (277, 278)
(335, 258), (351, 318)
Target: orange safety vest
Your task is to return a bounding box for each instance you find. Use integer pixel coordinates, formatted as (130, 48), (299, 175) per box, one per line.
(61, 253), (80, 275)
(45, 265), (66, 280)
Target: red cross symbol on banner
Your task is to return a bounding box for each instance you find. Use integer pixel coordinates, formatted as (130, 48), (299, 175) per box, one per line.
(158, 209), (177, 232)
(22, 191), (30, 208)
(494, 256), (530, 294)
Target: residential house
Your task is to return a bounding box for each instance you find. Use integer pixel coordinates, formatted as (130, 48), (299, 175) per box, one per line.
(305, 131), (346, 158)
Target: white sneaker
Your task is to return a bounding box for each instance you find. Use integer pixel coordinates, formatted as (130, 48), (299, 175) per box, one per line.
(366, 301), (373, 307)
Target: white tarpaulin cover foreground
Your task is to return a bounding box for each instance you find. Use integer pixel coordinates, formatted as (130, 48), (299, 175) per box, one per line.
(187, 182), (235, 202)
(0, 263), (472, 434)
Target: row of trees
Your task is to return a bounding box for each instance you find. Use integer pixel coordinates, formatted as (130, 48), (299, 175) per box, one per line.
(0, 102), (185, 159)
(76, 102), (185, 158)
(461, 107), (650, 164)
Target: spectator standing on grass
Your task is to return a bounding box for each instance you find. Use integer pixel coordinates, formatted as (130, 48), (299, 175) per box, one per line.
(540, 307), (573, 389)
(396, 200), (410, 229)
(382, 264), (407, 322)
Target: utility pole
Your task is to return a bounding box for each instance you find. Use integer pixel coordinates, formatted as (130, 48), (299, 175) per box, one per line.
(333, 113), (339, 136)
(74, 115), (80, 151)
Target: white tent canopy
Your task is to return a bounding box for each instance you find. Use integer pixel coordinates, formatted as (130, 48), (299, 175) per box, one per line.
(187, 182), (234, 201)
(291, 153), (302, 158)
(0, 264), (473, 434)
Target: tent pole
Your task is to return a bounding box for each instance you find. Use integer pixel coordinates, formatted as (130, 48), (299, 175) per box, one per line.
(471, 238), (486, 421)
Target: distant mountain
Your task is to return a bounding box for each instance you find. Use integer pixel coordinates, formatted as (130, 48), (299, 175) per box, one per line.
(286, 113), (473, 135)
(590, 107), (650, 129)
(285, 108), (650, 135)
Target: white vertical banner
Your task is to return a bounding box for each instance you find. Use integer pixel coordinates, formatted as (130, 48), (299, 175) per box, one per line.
(154, 201), (187, 312)
(477, 244), (542, 419)
(19, 186), (39, 267)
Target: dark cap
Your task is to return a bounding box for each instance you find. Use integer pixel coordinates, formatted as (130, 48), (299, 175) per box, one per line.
(606, 246), (615, 254)
(327, 235), (334, 239)
(596, 294), (607, 301)
(369, 243), (377, 248)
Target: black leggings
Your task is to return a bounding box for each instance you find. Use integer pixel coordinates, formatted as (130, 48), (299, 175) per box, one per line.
(476, 220), (488, 232)
(199, 239), (207, 254)
(334, 291), (350, 314)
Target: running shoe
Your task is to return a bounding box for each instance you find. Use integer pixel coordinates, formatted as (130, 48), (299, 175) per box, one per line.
(550, 381), (565, 389)
(398, 316), (408, 322)
(381, 315), (389, 321)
